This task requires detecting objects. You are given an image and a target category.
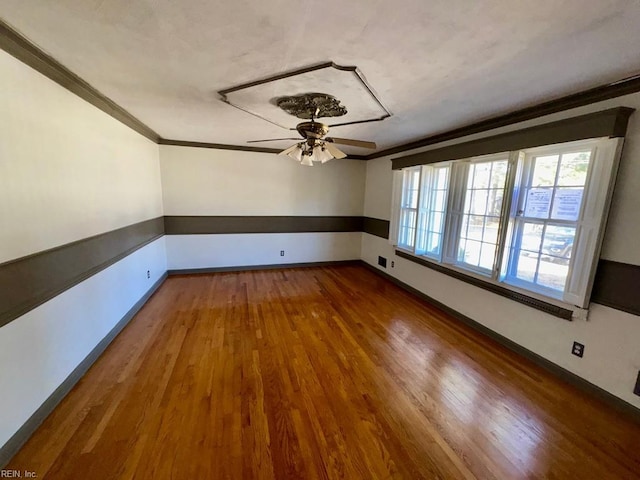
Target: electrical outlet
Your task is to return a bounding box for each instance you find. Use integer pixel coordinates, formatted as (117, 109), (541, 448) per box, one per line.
(634, 371), (640, 397)
(571, 341), (584, 358)
(147, 270), (150, 279)
(280, 250), (285, 256)
(391, 261), (395, 268)
(378, 256), (387, 268)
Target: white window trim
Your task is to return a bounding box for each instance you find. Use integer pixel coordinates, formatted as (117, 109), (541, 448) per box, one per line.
(391, 137), (625, 318)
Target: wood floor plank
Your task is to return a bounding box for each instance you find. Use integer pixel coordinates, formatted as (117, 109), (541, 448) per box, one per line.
(7, 265), (640, 479)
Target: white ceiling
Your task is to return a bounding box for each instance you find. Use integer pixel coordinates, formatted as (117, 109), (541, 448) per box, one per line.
(2, 0), (640, 154)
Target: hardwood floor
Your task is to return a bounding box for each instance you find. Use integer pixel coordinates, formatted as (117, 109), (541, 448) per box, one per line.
(7, 265), (640, 479)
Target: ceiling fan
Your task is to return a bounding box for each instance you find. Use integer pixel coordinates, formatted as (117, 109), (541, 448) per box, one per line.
(247, 96), (377, 166)
(248, 118), (376, 166)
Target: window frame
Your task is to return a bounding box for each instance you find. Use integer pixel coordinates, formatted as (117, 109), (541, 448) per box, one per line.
(391, 137), (625, 317)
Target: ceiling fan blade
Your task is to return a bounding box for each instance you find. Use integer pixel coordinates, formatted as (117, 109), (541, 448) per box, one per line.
(326, 137), (376, 149)
(247, 138), (301, 143)
(324, 142), (347, 159)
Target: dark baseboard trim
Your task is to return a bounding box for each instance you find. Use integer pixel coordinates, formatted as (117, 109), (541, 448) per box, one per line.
(0, 218), (165, 329)
(0, 20), (160, 143)
(0, 272), (168, 468)
(395, 249), (573, 320)
(168, 259), (360, 275)
(359, 260), (640, 424)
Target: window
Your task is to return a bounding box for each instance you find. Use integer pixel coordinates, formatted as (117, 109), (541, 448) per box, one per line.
(398, 167), (420, 249)
(413, 165), (450, 258)
(504, 145), (593, 294)
(450, 156), (508, 272)
(393, 137), (623, 312)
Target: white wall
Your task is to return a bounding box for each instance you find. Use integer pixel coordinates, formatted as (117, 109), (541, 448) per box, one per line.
(160, 145), (367, 269)
(0, 50), (166, 448)
(166, 233), (361, 270)
(0, 238), (166, 448)
(361, 92), (640, 409)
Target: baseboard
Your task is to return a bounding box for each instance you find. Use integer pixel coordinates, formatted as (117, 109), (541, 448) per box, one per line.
(0, 272), (168, 468)
(358, 260), (640, 424)
(168, 259), (360, 275)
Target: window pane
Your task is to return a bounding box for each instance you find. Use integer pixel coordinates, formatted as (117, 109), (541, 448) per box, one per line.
(471, 163), (491, 188)
(427, 232), (441, 255)
(537, 258), (569, 291)
(488, 189), (504, 217)
(433, 189), (445, 211)
(541, 225), (575, 263)
(402, 169), (420, 208)
(512, 223), (543, 282)
(458, 159), (508, 272)
(520, 223), (543, 254)
(415, 211), (428, 252)
(508, 223), (573, 291)
(430, 211), (444, 233)
(471, 189), (489, 215)
(482, 217), (499, 245)
(531, 155), (559, 186)
(462, 240), (482, 266)
(479, 243), (496, 270)
(414, 166), (450, 258)
(491, 161), (508, 189)
(437, 167), (448, 185)
(558, 151), (590, 186)
(466, 215), (484, 240)
(516, 252), (538, 282)
(399, 209), (417, 247)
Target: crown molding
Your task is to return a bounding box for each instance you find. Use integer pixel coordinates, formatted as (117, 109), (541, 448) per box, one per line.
(159, 139), (282, 154)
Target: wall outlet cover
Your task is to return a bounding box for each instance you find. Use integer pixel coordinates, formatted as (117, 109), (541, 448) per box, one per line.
(572, 341), (585, 358)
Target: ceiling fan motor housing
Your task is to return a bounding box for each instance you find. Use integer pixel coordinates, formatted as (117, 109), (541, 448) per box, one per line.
(296, 121), (329, 139)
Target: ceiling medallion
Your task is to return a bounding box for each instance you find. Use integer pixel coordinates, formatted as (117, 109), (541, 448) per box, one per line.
(275, 93), (347, 119)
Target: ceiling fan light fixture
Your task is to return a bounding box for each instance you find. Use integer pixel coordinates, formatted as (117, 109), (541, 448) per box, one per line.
(315, 145), (334, 164)
(287, 144), (303, 162)
(300, 153), (314, 166)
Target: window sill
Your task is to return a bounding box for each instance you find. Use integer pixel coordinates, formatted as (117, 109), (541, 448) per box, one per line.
(394, 249), (574, 320)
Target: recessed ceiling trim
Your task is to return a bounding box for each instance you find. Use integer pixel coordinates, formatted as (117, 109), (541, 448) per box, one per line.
(218, 61), (392, 129)
(0, 19), (161, 143)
